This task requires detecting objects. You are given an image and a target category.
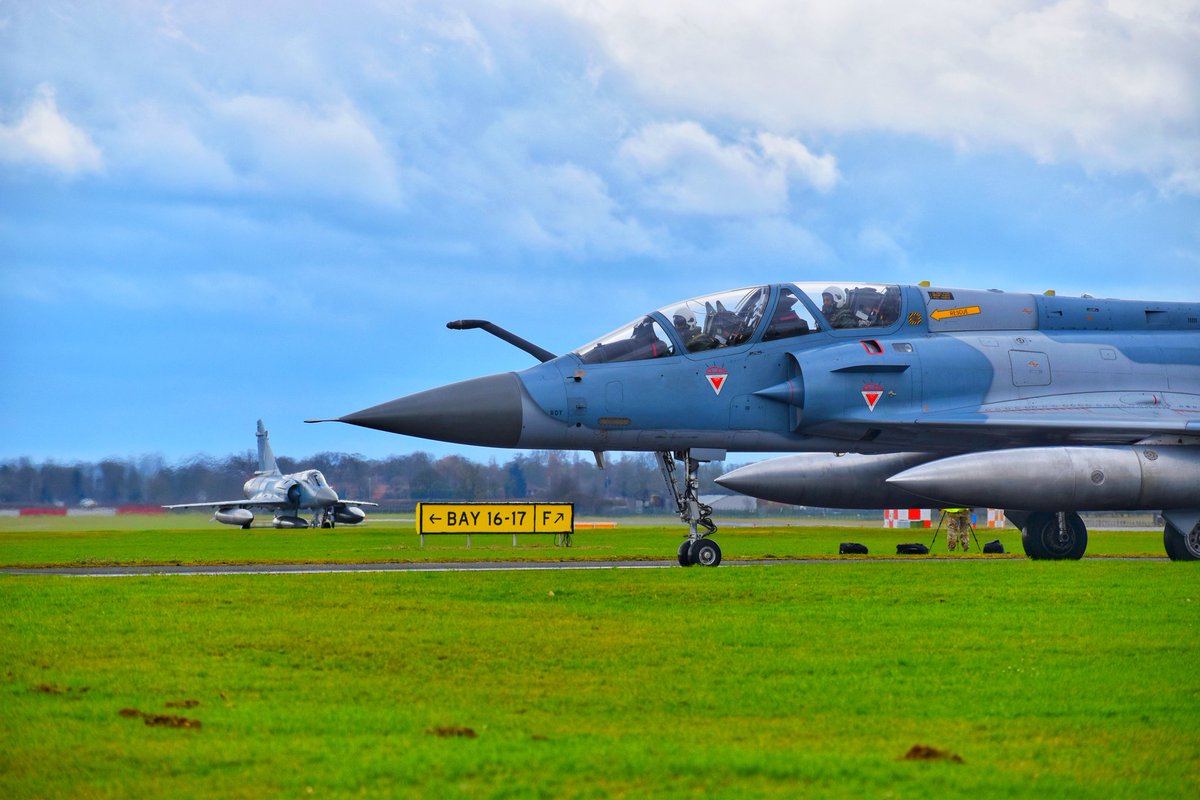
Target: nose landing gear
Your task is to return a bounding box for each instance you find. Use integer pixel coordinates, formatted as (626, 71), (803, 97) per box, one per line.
(658, 450), (721, 567)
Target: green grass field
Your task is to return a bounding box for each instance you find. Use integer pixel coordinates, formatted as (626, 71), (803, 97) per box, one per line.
(0, 513), (1174, 567)
(1, 517), (1196, 798)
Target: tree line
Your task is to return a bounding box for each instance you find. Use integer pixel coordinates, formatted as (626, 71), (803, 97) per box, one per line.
(0, 451), (735, 515)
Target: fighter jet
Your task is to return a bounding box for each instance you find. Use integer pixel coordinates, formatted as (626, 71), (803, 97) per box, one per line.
(309, 282), (1199, 564)
(164, 420), (376, 528)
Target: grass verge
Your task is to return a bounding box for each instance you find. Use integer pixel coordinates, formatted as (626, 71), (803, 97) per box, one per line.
(2, 562), (1197, 798)
(0, 514), (1172, 567)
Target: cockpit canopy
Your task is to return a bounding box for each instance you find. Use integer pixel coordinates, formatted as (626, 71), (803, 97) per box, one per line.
(661, 286), (770, 354)
(572, 282), (902, 364)
(574, 286), (769, 364)
(302, 470), (329, 489)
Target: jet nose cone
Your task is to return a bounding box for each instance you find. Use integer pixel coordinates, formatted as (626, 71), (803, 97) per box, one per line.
(337, 372), (524, 448)
(315, 487), (339, 506)
(712, 471), (740, 492)
(714, 463), (773, 497)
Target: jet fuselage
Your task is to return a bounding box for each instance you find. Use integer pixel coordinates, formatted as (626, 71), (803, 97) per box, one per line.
(322, 282), (1200, 561)
(338, 283), (1200, 456)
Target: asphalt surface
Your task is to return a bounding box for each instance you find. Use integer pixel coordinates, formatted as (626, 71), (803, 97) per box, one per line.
(0, 561), (680, 577)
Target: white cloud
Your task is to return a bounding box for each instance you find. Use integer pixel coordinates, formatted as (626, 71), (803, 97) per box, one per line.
(714, 217), (834, 264)
(156, 5), (206, 52)
(114, 104), (239, 190)
(1162, 167), (1200, 196)
(756, 132), (839, 192)
(618, 121), (838, 216)
(856, 224), (910, 268)
(92, 91), (403, 207)
(427, 10), (496, 72)
(3, 265), (279, 311)
(0, 85), (103, 176)
(210, 94), (402, 206)
(561, 0), (1200, 192)
(503, 162), (662, 255)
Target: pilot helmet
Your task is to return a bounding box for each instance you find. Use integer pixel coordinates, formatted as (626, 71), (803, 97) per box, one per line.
(672, 307), (696, 331)
(822, 286), (847, 308)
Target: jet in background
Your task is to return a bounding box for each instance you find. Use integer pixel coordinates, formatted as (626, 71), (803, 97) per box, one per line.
(165, 420), (376, 528)
(310, 282), (1199, 564)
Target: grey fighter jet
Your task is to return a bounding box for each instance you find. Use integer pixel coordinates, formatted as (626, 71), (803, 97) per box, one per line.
(164, 420), (376, 528)
(310, 282), (1199, 563)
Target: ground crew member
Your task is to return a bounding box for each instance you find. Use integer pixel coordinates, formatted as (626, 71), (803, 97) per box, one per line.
(944, 508), (972, 552)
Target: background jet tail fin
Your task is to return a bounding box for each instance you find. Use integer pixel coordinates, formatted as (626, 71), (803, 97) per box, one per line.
(255, 419), (280, 475)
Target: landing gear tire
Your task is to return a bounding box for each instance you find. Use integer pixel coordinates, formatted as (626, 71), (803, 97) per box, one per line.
(678, 539), (694, 567)
(1021, 511), (1087, 560)
(1163, 521), (1200, 561)
(690, 538), (722, 567)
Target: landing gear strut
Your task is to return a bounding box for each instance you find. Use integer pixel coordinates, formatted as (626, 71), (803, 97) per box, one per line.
(658, 450), (721, 567)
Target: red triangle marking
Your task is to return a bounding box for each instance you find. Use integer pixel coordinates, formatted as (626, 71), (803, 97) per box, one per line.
(862, 391), (881, 411)
(707, 375), (726, 395)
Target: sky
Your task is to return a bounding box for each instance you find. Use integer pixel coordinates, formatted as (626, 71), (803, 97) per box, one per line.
(1, 0), (1199, 465)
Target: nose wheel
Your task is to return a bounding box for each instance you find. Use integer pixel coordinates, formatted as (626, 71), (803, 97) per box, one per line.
(677, 537), (723, 566)
(690, 538), (722, 566)
(659, 450), (722, 567)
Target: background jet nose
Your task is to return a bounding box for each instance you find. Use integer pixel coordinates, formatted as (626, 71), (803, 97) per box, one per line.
(336, 372), (524, 447)
(314, 487), (338, 506)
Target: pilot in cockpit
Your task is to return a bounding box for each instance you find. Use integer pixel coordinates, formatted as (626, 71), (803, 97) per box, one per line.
(821, 286), (856, 329)
(855, 291), (882, 327)
(671, 307), (701, 345)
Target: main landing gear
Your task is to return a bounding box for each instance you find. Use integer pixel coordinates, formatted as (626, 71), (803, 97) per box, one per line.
(1163, 512), (1200, 561)
(1019, 511), (1088, 560)
(1012, 509), (1200, 561)
(658, 450), (721, 567)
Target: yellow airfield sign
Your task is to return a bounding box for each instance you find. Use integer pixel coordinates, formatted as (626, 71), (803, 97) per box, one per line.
(417, 503), (574, 535)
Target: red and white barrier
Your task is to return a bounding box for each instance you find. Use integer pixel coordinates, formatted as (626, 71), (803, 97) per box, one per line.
(884, 508), (933, 528)
(884, 508), (1006, 528)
